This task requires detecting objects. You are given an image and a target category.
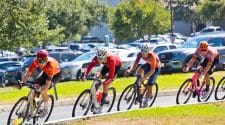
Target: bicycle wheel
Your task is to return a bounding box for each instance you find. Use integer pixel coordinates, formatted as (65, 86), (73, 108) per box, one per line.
(176, 79), (193, 104)
(7, 97), (29, 125)
(72, 89), (91, 117)
(215, 77), (225, 100)
(33, 95), (54, 124)
(117, 84), (136, 111)
(101, 87), (116, 113)
(198, 77), (215, 102)
(140, 83), (158, 108)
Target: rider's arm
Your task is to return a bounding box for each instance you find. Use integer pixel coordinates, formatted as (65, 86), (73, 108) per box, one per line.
(144, 55), (157, 79)
(129, 53), (141, 72)
(84, 56), (98, 76)
(22, 61), (36, 83)
(187, 55), (197, 68)
(103, 58), (115, 85)
(22, 71), (32, 83)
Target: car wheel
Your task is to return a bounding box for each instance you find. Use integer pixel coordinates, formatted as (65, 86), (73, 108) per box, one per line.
(76, 69), (81, 80)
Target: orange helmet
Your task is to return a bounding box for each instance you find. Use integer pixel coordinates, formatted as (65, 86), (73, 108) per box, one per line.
(199, 41), (208, 51)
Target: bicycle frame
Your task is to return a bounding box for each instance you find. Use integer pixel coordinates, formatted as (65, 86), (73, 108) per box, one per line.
(90, 79), (102, 108)
(184, 69), (205, 94)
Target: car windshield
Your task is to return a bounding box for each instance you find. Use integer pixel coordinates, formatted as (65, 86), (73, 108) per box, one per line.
(73, 51), (96, 61)
(181, 37), (210, 48)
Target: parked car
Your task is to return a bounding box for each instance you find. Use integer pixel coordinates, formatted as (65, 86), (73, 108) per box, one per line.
(165, 32), (188, 41)
(191, 26), (223, 36)
(49, 51), (80, 63)
(159, 34), (185, 45)
(158, 33), (225, 73)
(60, 49), (142, 80)
(0, 61), (23, 87)
(69, 43), (93, 53)
(81, 36), (104, 43)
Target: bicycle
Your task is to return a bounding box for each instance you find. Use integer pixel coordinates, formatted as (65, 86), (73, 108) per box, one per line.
(7, 81), (55, 125)
(117, 77), (158, 111)
(176, 67), (215, 104)
(215, 76), (225, 100)
(72, 76), (116, 117)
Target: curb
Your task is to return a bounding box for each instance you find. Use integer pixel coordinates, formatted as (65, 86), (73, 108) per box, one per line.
(0, 89), (178, 113)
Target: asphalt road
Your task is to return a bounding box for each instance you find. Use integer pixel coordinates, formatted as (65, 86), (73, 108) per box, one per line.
(0, 91), (222, 125)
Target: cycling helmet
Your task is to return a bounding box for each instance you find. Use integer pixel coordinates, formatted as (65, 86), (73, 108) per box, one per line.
(199, 41), (208, 51)
(140, 43), (150, 53)
(97, 48), (107, 60)
(37, 49), (48, 60)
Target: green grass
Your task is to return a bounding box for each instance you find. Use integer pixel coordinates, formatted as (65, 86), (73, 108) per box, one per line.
(0, 71), (224, 104)
(73, 102), (225, 125)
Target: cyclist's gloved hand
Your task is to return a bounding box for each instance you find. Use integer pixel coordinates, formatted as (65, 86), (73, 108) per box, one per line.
(124, 70), (131, 77)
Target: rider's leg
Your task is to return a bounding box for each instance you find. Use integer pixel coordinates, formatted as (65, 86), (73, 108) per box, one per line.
(135, 67), (145, 100)
(101, 82), (112, 105)
(205, 74), (210, 90)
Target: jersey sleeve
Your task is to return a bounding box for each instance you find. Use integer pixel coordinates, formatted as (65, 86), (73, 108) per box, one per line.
(84, 56), (98, 76)
(150, 54), (157, 68)
(28, 60), (37, 73)
(134, 53), (142, 65)
(103, 57), (115, 85)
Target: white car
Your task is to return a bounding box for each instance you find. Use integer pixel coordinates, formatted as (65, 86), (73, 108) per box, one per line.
(190, 26), (222, 36)
(60, 49), (139, 80)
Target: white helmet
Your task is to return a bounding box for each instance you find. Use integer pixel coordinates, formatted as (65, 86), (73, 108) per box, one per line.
(97, 48), (107, 60)
(140, 43), (150, 53)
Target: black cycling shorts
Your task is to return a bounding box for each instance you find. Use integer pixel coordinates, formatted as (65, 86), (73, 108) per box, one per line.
(200, 57), (219, 75)
(35, 71), (62, 86)
(100, 65), (121, 78)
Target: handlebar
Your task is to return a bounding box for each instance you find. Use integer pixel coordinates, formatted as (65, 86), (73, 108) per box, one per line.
(17, 81), (40, 94)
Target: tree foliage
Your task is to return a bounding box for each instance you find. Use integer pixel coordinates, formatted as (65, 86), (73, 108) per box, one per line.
(0, 0), (64, 51)
(46, 0), (108, 41)
(108, 0), (170, 41)
(197, 0), (225, 22)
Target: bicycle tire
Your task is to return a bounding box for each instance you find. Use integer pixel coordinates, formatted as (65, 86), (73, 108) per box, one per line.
(143, 83), (158, 108)
(198, 77), (215, 102)
(7, 96), (29, 125)
(33, 95), (54, 124)
(117, 84), (136, 111)
(102, 87), (116, 113)
(176, 79), (193, 104)
(72, 89), (91, 117)
(215, 77), (225, 100)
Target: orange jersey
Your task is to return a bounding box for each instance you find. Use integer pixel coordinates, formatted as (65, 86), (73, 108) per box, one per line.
(134, 52), (161, 68)
(28, 57), (61, 78)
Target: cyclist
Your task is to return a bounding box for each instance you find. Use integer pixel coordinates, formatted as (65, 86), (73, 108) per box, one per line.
(125, 43), (161, 108)
(80, 48), (121, 114)
(183, 41), (219, 98)
(21, 49), (61, 118)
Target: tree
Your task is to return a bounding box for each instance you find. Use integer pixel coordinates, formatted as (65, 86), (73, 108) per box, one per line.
(46, 0), (108, 41)
(108, 0), (170, 41)
(0, 0), (64, 51)
(197, 0), (225, 23)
